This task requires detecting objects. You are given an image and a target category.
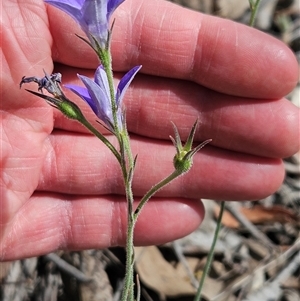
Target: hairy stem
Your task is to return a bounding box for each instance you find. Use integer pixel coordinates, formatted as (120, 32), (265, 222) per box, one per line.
(80, 117), (121, 164)
(134, 170), (181, 221)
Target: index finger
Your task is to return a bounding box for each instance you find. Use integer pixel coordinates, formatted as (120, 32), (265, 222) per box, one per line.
(49, 0), (298, 99)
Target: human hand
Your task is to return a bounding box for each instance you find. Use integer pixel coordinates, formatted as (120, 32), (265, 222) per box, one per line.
(1, 0), (299, 260)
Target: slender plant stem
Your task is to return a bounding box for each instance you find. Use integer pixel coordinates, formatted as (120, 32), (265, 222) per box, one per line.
(121, 212), (135, 301)
(79, 117), (121, 164)
(97, 48), (137, 301)
(248, 0), (262, 27)
(134, 170), (181, 220)
(193, 201), (225, 301)
(121, 169), (183, 301)
(121, 154), (135, 301)
(193, 2), (261, 299)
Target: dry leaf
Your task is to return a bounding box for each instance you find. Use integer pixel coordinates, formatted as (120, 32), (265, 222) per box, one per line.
(215, 205), (298, 228)
(217, 0), (249, 19)
(135, 246), (196, 299)
(0, 262), (12, 280)
(79, 250), (113, 301)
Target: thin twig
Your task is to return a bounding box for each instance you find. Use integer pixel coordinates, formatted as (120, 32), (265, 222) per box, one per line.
(211, 238), (300, 301)
(193, 201), (226, 301)
(248, 0), (262, 27)
(44, 253), (92, 283)
(173, 240), (199, 289)
(224, 202), (277, 252)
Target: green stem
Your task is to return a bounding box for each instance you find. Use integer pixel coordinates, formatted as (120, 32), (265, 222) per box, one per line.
(121, 169), (183, 301)
(134, 170), (181, 221)
(193, 201), (225, 301)
(193, 2), (260, 298)
(79, 117), (121, 164)
(121, 210), (135, 301)
(89, 34), (137, 301)
(248, 0), (262, 27)
(97, 49), (137, 301)
(121, 137), (135, 301)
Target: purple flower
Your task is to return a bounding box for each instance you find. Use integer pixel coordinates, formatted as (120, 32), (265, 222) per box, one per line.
(66, 65), (141, 130)
(45, 0), (125, 48)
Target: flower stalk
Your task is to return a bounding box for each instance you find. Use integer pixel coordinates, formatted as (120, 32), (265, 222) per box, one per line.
(21, 1), (212, 300)
(193, 201), (225, 301)
(121, 124), (211, 301)
(248, 0), (262, 27)
(193, 3), (262, 300)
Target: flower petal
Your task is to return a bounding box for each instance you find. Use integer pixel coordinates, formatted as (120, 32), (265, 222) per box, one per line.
(79, 74), (113, 122)
(94, 65), (112, 102)
(64, 84), (99, 115)
(107, 0), (126, 19)
(46, 0), (128, 49)
(81, 0), (108, 45)
(45, 0), (84, 21)
(116, 65), (142, 106)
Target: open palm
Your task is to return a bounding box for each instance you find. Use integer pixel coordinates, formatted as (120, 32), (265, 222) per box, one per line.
(1, 0), (299, 260)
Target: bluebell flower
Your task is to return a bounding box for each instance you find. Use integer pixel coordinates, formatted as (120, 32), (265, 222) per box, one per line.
(45, 0), (125, 48)
(66, 65), (142, 131)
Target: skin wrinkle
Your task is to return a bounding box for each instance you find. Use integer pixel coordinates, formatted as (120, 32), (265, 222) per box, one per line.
(42, 130), (125, 194)
(16, 2), (50, 75)
(57, 199), (73, 249)
(160, 8), (195, 68)
(111, 200), (123, 246)
(218, 103), (264, 150)
(189, 19), (202, 81)
(164, 89), (175, 121)
(233, 21), (239, 48)
(2, 121), (43, 206)
(125, 3), (191, 74)
(61, 137), (76, 194)
(103, 200), (114, 247)
(68, 140), (77, 194)
(156, 9), (166, 50)
(169, 94), (197, 128)
(172, 8), (202, 73)
(102, 163), (121, 194)
(210, 107), (223, 144)
(39, 136), (54, 188)
(2, 177), (22, 225)
(160, 80), (197, 127)
(165, 23), (195, 72)
(77, 205), (93, 247)
(126, 2), (144, 64)
(45, 135), (60, 191)
(222, 103), (244, 149)
(199, 21), (221, 79)
(2, 203), (31, 258)
(2, 26), (20, 81)
(44, 197), (101, 250)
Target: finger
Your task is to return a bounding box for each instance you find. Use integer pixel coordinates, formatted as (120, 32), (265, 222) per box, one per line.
(1, 0), (56, 227)
(48, 0), (298, 98)
(38, 132), (284, 201)
(2, 0), (53, 102)
(0, 194), (204, 260)
(55, 67), (299, 159)
(118, 74), (300, 159)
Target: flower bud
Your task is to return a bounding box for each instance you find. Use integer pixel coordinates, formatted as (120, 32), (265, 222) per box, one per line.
(170, 120), (211, 174)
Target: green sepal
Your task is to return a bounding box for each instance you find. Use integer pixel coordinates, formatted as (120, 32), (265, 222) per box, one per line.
(25, 89), (85, 122)
(170, 120), (211, 174)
